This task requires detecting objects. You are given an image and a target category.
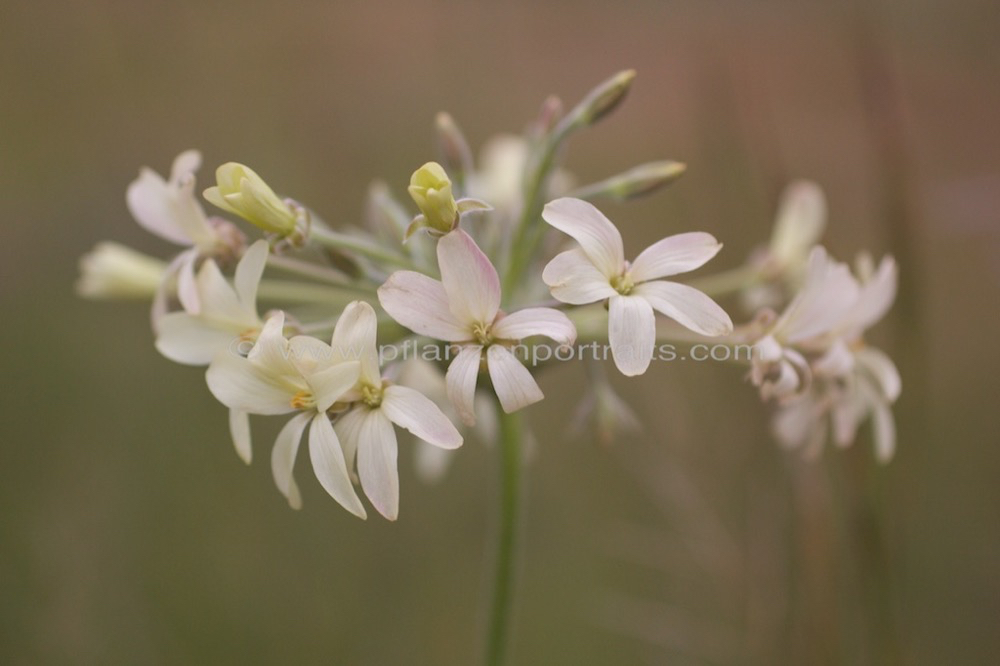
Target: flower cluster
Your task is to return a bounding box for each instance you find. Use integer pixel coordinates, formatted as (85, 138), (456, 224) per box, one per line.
(78, 71), (902, 518)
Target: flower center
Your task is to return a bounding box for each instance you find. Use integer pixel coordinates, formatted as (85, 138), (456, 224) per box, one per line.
(361, 383), (383, 408)
(472, 322), (494, 346)
(290, 390), (315, 410)
(610, 272), (635, 295)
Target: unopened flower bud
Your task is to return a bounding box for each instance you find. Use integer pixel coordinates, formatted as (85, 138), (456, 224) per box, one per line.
(434, 113), (473, 187)
(571, 160), (687, 201)
(560, 69), (636, 133)
(407, 162), (458, 234)
(77, 242), (167, 299)
(204, 162), (297, 236)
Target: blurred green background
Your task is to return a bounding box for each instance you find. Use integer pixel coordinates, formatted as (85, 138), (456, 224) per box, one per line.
(2, 1), (998, 664)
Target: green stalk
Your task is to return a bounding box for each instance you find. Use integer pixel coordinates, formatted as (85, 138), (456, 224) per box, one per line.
(683, 264), (763, 298)
(310, 226), (412, 269)
(484, 409), (524, 666)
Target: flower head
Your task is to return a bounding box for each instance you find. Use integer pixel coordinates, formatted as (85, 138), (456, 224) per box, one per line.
(541, 197), (732, 376)
(378, 229), (576, 424)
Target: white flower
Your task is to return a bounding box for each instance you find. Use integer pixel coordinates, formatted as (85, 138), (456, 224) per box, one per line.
(155, 240), (268, 366)
(378, 229), (576, 425)
(749, 247), (860, 400)
(76, 242), (167, 299)
(328, 302), (463, 520)
(541, 197), (733, 376)
(205, 312), (364, 515)
(126, 150), (245, 324)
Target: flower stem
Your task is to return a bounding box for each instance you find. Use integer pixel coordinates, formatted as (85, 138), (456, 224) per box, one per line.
(484, 408), (524, 666)
(309, 226), (413, 269)
(683, 264), (763, 298)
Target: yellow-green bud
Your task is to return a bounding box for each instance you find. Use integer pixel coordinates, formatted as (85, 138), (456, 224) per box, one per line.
(570, 161), (687, 201)
(407, 162), (458, 234)
(560, 69), (636, 133)
(204, 162), (297, 236)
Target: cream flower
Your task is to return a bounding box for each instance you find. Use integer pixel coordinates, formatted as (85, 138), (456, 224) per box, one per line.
(76, 242), (167, 299)
(155, 240), (268, 366)
(126, 150), (244, 324)
(206, 312), (365, 515)
(327, 302), (462, 520)
(541, 197), (732, 376)
(378, 230), (576, 425)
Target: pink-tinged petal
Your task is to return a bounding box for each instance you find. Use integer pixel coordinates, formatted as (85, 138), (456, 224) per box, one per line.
(381, 385), (463, 449)
(309, 413), (367, 518)
(770, 181), (826, 267)
(772, 395), (820, 449)
(271, 412), (311, 509)
(872, 401), (896, 463)
(229, 408), (252, 464)
(541, 249), (616, 305)
(845, 256), (897, 335)
(437, 229), (501, 325)
(608, 295), (656, 376)
(333, 406), (366, 478)
(330, 301), (381, 387)
(176, 249), (201, 314)
(857, 347), (901, 402)
(234, 240), (269, 309)
(205, 348), (295, 415)
(126, 167), (193, 246)
(446, 345), (483, 426)
(629, 232), (723, 282)
(155, 312), (239, 365)
(378, 271), (470, 341)
(487, 345), (543, 413)
(356, 409), (400, 520)
(247, 313), (298, 378)
(542, 198), (624, 277)
(633, 280), (733, 337)
(307, 361), (361, 413)
(492, 307), (577, 345)
(777, 247), (859, 343)
(831, 397), (861, 448)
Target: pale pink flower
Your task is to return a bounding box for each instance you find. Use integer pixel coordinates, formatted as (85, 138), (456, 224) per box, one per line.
(541, 197), (732, 376)
(328, 302), (462, 521)
(378, 230), (576, 425)
(126, 150), (245, 326)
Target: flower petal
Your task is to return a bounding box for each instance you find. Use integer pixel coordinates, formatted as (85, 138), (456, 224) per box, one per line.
(776, 247), (859, 343)
(206, 346), (295, 415)
(542, 198), (624, 277)
(492, 307), (577, 346)
(330, 301), (381, 386)
(487, 345), (544, 413)
(446, 345), (482, 426)
(608, 294), (656, 376)
(378, 271), (470, 341)
(633, 280), (733, 337)
(437, 229), (501, 325)
(333, 406), (367, 478)
(845, 256), (897, 335)
(381, 385), (463, 449)
(872, 401), (896, 463)
(176, 249), (201, 314)
(271, 412), (311, 509)
(229, 408), (252, 464)
(629, 232), (723, 282)
(247, 313), (298, 378)
(234, 240), (269, 309)
(126, 167), (195, 246)
(309, 413), (367, 518)
(156, 312), (240, 365)
(541, 249), (617, 305)
(356, 409), (400, 520)
(306, 361), (361, 413)
(857, 347), (901, 402)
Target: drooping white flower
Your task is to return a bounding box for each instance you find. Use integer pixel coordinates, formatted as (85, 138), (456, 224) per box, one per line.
(743, 181), (827, 311)
(378, 229), (576, 425)
(749, 247), (860, 400)
(126, 150), (245, 324)
(155, 240), (269, 366)
(541, 197), (733, 376)
(205, 312), (365, 516)
(327, 301), (462, 520)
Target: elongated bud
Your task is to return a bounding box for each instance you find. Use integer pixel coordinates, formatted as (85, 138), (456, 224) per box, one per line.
(559, 69), (636, 133)
(204, 163), (298, 236)
(434, 113), (473, 187)
(529, 95), (564, 139)
(769, 180), (826, 272)
(570, 160), (687, 201)
(77, 242), (167, 299)
(407, 162), (458, 234)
